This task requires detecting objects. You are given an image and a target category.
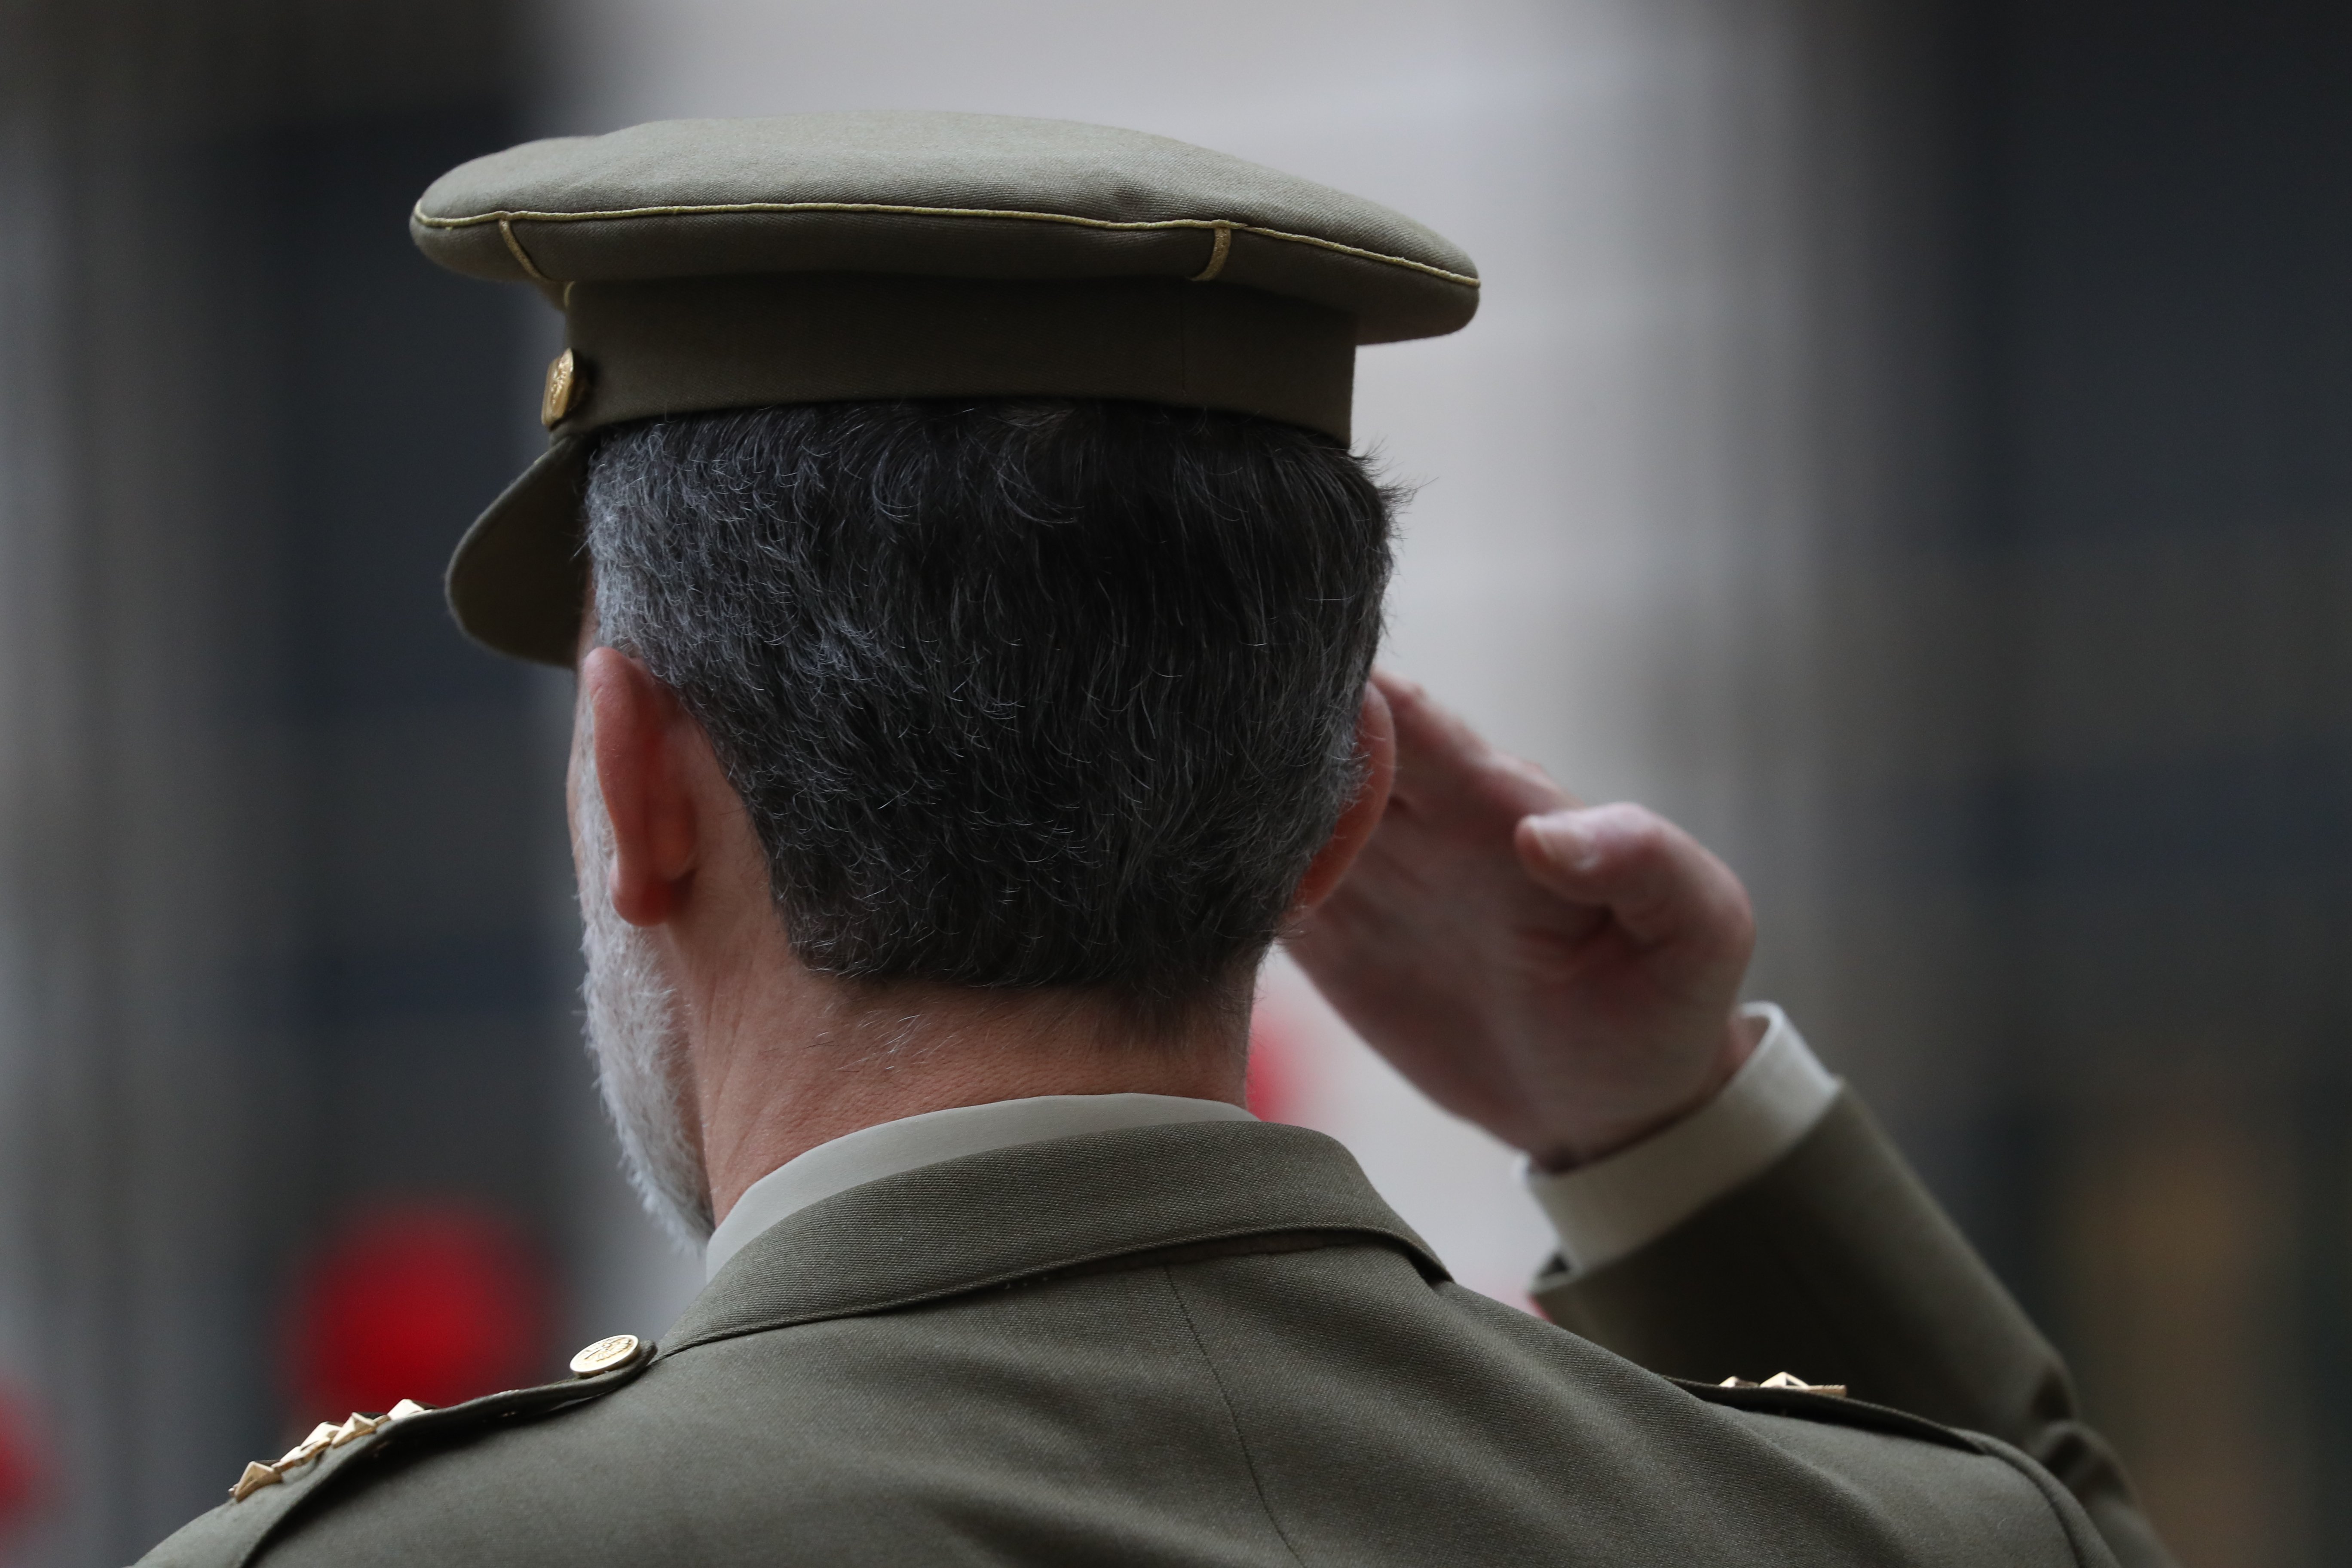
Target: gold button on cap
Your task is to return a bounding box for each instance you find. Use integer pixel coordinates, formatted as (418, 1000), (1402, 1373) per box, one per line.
(569, 1332), (644, 1377)
(540, 349), (586, 428)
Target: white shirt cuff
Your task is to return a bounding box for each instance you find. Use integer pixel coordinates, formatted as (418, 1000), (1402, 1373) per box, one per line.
(1524, 1003), (1838, 1279)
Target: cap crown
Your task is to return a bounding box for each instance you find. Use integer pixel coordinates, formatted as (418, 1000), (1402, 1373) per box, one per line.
(411, 112), (1478, 343)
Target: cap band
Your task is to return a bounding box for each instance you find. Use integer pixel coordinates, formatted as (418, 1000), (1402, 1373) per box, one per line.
(553, 273), (1357, 442)
(446, 273), (1359, 665)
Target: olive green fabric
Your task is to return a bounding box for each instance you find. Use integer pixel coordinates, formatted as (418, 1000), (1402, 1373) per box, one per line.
(130, 1355), (658, 1568)
(442, 274), (1357, 664)
(1538, 1091), (2174, 1568)
(410, 113), (1480, 665)
(141, 1121), (2119, 1567)
(443, 436), (592, 670)
(409, 114), (1479, 341)
(557, 274), (1356, 441)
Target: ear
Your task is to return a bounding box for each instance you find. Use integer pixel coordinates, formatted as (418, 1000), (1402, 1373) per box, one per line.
(1291, 681), (1397, 914)
(582, 646), (702, 926)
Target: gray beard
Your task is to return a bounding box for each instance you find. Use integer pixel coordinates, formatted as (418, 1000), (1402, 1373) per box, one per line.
(573, 726), (715, 1248)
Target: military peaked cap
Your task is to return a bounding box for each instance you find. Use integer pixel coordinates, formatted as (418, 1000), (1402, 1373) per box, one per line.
(410, 112), (1482, 663)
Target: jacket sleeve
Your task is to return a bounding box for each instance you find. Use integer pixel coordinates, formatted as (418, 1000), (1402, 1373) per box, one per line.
(1534, 1090), (2174, 1568)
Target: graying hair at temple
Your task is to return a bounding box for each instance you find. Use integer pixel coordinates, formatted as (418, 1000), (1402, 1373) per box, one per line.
(582, 399), (1398, 1019)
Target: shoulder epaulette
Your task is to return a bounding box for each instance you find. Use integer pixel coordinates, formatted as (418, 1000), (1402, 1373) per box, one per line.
(1671, 1372), (1981, 1453)
(136, 1334), (655, 1568)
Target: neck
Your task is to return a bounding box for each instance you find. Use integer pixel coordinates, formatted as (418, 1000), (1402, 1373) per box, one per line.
(676, 955), (1250, 1225)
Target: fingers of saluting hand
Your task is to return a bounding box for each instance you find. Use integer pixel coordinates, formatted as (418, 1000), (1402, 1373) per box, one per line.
(1371, 668), (1574, 821)
(1515, 804), (1756, 958)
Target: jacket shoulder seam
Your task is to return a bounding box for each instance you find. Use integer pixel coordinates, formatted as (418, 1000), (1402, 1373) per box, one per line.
(1160, 1265), (1311, 1568)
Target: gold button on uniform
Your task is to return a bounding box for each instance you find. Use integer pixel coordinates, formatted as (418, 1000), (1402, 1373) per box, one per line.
(569, 1333), (644, 1377)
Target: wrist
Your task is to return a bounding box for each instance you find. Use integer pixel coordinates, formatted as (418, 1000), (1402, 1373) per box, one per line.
(1525, 1004), (1839, 1277)
(1528, 1007), (1766, 1174)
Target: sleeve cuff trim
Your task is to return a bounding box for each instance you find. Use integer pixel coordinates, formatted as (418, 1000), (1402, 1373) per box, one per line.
(1523, 1003), (1838, 1279)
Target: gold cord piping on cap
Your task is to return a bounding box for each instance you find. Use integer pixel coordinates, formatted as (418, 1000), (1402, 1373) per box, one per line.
(1189, 224), (1232, 283)
(498, 218), (552, 282)
(417, 201), (1479, 289)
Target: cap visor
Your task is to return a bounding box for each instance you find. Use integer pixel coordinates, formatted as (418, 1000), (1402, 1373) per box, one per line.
(446, 437), (591, 666)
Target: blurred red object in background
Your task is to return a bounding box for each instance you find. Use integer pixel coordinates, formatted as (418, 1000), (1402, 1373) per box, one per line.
(286, 1205), (551, 1419)
(0, 1380), (46, 1542)
(1246, 1011), (1298, 1124)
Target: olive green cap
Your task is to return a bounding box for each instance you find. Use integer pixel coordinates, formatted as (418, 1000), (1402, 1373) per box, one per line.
(411, 112), (1482, 664)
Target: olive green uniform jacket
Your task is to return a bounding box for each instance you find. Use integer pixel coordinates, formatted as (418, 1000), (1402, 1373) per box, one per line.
(140, 1103), (2163, 1567)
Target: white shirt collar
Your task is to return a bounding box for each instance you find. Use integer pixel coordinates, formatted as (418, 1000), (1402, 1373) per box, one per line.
(703, 1093), (1257, 1280)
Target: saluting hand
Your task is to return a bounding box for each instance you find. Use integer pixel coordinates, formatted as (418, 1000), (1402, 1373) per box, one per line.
(1286, 671), (1760, 1171)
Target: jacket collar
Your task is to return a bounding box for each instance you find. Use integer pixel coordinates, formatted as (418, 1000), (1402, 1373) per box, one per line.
(702, 1093), (1256, 1280)
(662, 1120), (1445, 1354)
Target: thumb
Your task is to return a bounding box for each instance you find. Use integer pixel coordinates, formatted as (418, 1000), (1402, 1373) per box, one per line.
(1514, 804), (1754, 955)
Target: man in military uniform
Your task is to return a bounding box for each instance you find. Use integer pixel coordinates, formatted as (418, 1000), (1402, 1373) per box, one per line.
(140, 113), (2169, 1566)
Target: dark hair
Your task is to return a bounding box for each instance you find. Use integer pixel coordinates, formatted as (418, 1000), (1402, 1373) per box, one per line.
(584, 399), (1396, 1018)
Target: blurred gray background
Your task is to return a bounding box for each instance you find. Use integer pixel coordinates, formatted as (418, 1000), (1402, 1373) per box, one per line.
(2, 2), (2348, 1565)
